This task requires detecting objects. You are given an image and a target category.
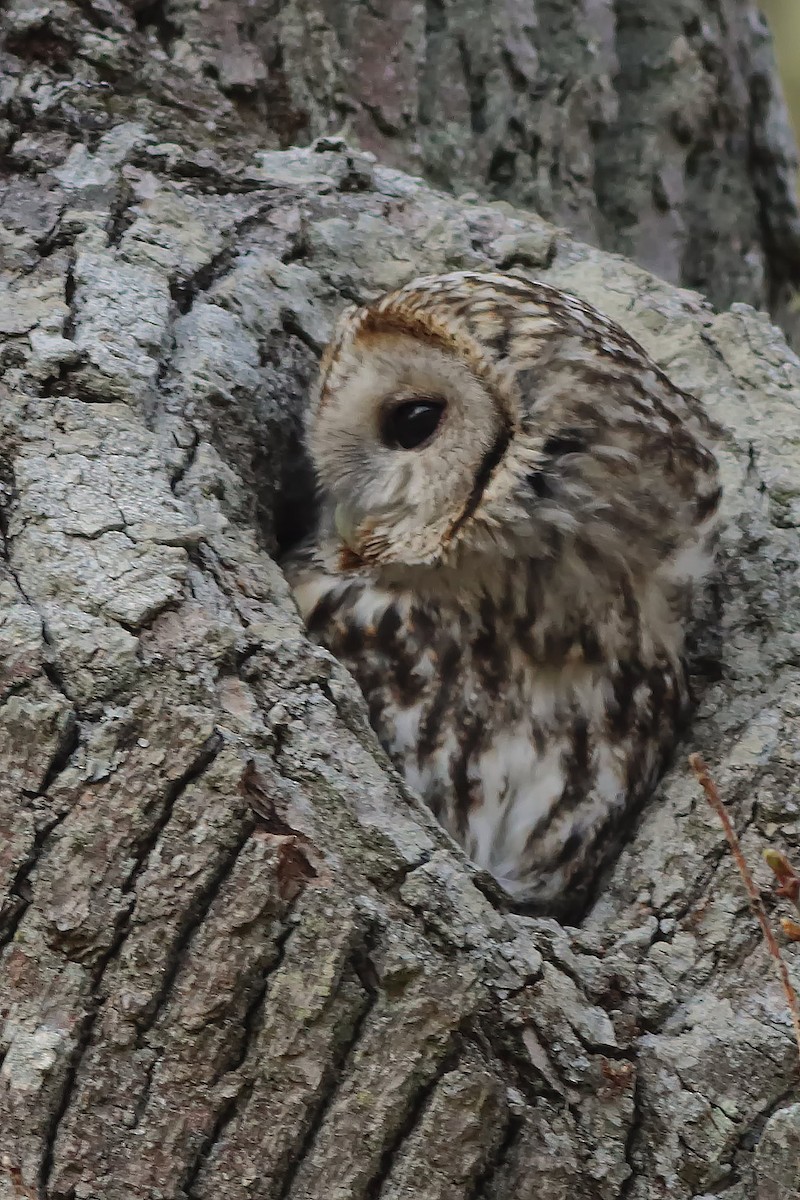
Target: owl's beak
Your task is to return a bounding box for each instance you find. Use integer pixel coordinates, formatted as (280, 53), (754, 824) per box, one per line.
(334, 502), (359, 548)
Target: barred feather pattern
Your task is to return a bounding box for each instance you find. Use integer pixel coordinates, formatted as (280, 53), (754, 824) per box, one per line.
(283, 271), (720, 919)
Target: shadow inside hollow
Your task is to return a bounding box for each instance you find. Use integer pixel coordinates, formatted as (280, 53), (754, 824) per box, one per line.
(269, 427), (319, 559)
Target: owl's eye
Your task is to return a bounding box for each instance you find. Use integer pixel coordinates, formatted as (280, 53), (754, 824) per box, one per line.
(380, 398), (446, 450)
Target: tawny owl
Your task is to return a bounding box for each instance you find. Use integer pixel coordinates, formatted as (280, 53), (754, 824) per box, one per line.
(282, 271), (720, 919)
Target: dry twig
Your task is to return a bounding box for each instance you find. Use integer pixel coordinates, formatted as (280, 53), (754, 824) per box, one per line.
(688, 753), (800, 1063)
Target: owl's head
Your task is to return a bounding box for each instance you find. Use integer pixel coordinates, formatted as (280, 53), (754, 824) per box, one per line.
(308, 272), (719, 591)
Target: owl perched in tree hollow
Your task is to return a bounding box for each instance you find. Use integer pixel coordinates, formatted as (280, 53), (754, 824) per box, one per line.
(282, 271), (720, 920)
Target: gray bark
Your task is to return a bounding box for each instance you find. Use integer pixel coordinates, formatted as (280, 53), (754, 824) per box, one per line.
(6, 0), (796, 331)
(1, 2), (800, 1199)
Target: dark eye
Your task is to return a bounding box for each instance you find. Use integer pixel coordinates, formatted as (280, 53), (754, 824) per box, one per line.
(380, 398), (446, 450)
(543, 432), (586, 457)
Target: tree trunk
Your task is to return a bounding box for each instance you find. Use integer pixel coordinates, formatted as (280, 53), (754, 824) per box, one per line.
(1, 2), (800, 1199)
(17, 0), (797, 333)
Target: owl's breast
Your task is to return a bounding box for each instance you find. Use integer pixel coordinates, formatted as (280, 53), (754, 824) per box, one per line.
(296, 569), (689, 916)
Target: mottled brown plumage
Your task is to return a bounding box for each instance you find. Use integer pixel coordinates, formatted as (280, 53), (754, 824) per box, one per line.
(282, 271), (720, 919)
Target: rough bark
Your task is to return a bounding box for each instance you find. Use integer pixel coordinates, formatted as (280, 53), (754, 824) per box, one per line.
(4, 0), (798, 332)
(1, 3), (800, 1200)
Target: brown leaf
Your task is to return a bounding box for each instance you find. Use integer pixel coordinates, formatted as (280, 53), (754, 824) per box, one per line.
(764, 848), (800, 905)
(780, 916), (800, 943)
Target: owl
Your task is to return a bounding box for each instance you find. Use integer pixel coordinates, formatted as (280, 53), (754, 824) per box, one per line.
(282, 271), (720, 920)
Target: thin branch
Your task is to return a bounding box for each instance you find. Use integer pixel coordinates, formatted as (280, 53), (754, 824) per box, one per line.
(688, 753), (800, 1064)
